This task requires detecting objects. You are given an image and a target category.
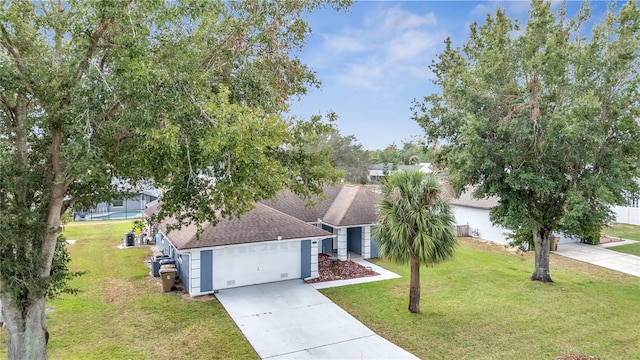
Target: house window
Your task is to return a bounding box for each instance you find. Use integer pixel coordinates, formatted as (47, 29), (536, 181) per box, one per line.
(112, 200), (123, 207)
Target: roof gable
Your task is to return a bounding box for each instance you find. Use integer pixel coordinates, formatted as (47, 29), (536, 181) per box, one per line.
(262, 185), (380, 227)
(448, 186), (499, 209)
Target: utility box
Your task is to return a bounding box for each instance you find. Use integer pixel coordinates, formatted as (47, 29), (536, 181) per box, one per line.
(124, 232), (135, 247)
(550, 237), (559, 251)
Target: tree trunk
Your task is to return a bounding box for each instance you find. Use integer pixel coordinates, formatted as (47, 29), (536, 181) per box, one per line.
(2, 296), (48, 360)
(408, 256), (421, 313)
(0, 116), (66, 358)
(530, 225), (553, 282)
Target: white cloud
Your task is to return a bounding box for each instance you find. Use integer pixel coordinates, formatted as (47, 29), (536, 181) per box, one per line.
(333, 60), (386, 92)
(325, 34), (368, 53)
(382, 9), (437, 32)
(319, 5), (443, 94)
(470, 3), (495, 18)
(386, 30), (439, 62)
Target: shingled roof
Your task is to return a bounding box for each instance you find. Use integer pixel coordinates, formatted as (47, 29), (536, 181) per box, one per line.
(144, 202), (332, 250)
(448, 186), (499, 210)
(261, 184), (380, 227)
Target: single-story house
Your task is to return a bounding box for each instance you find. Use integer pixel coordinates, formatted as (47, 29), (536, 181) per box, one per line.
(450, 187), (577, 246)
(368, 163), (432, 183)
(145, 185), (381, 296)
(75, 189), (160, 220)
(449, 189), (511, 245)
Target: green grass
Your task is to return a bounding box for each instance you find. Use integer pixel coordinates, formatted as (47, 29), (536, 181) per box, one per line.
(607, 242), (640, 256)
(4, 223), (640, 359)
(0, 220), (257, 360)
(601, 222), (640, 241)
(321, 238), (640, 360)
(601, 222), (640, 256)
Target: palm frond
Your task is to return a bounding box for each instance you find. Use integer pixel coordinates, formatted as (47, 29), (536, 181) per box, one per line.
(373, 169), (457, 265)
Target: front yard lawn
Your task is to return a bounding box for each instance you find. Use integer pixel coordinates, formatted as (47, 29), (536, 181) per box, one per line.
(601, 222), (640, 241)
(321, 238), (640, 360)
(0, 220), (257, 360)
(607, 242), (640, 256)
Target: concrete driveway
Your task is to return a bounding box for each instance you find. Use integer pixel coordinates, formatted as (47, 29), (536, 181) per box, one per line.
(216, 280), (418, 359)
(553, 241), (640, 277)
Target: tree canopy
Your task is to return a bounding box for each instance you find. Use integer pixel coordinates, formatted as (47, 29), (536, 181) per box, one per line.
(0, 1), (349, 358)
(414, 0), (640, 282)
(370, 140), (435, 166)
(305, 124), (370, 184)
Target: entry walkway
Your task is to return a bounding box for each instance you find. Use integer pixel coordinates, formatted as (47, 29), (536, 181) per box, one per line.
(216, 280), (418, 360)
(553, 240), (640, 277)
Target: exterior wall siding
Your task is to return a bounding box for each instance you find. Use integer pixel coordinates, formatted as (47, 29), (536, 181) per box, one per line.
(362, 226), (371, 258)
(178, 253), (190, 291)
(452, 205), (511, 245)
(370, 235), (379, 258)
(162, 235), (172, 256)
(347, 227), (362, 255)
(84, 194), (157, 215)
(200, 250), (213, 292)
(301, 240), (311, 278)
(321, 238), (333, 254)
(190, 250), (201, 295)
(337, 228), (347, 260)
(310, 239), (319, 278)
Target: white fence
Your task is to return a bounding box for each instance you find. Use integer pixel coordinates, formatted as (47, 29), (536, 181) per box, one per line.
(612, 205), (640, 226)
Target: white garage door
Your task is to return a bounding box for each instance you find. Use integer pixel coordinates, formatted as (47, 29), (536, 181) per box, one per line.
(213, 241), (301, 290)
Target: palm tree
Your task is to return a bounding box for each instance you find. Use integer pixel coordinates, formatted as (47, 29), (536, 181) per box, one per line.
(373, 170), (457, 313)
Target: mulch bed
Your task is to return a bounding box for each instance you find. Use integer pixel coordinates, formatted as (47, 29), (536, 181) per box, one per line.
(599, 235), (623, 244)
(305, 253), (379, 283)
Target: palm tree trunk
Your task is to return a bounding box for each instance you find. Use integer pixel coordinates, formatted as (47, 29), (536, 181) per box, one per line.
(408, 256), (421, 313)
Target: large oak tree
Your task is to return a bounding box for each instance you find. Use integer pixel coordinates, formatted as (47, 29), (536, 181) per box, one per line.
(414, 0), (640, 282)
(0, 1), (348, 358)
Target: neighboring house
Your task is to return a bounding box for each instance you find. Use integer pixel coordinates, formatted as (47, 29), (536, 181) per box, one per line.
(449, 189), (511, 245)
(368, 163), (432, 183)
(450, 187), (576, 245)
(145, 185), (382, 297)
(75, 190), (160, 220)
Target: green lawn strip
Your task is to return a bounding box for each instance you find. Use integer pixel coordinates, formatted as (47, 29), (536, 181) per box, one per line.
(0, 220), (257, 360)
(321, 239), (640, 360)
(607, 242), (640, 256)
(601, 222), (640, 241)
(601, 222), (640, 256)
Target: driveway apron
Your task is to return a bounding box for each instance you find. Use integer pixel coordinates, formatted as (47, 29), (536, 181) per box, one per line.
(216, 280), (418, 359)
(553, 241), (640, 277)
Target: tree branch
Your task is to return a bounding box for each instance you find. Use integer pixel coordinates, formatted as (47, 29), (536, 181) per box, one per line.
(0, 23), (25, 72)
(71, 18), (113, 87)
(103, 98), (126, 122)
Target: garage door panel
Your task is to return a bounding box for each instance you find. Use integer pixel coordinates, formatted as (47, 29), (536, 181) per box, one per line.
(213, 241), (301, 290)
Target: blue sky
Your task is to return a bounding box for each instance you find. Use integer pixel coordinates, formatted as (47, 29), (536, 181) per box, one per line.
(288, 1), (613, 150)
